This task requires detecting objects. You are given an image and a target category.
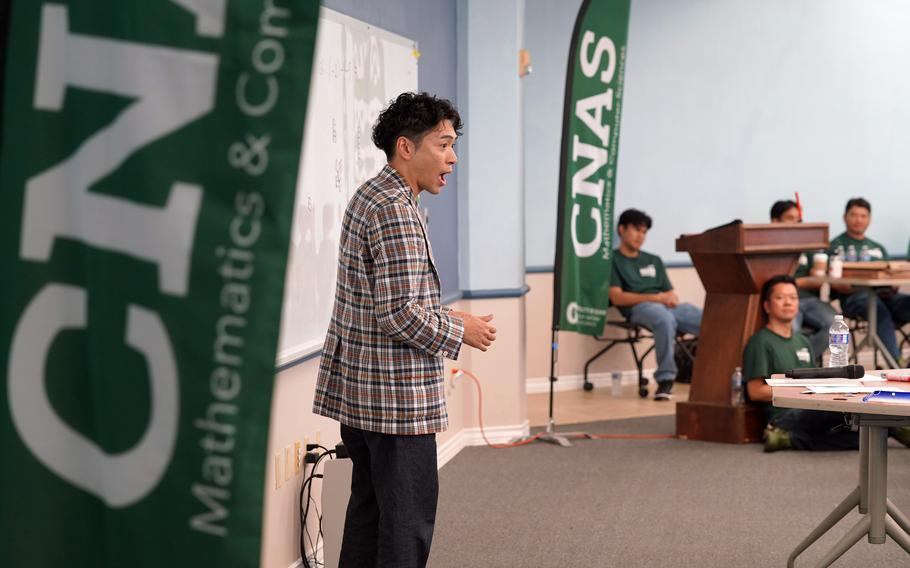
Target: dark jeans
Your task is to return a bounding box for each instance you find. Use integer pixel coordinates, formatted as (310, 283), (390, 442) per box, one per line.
(339, 424), (438, 568)
(841, 291), (910, 360)
(772, 409), (859, 451)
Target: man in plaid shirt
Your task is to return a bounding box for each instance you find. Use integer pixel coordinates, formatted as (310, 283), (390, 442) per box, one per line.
(313, 92), (497, 567)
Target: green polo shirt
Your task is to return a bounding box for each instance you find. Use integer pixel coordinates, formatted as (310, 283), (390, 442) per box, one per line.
(742, 327), (814, 421)
(829, 232), (888, 261)
(611, 249), (672, 316)
(829, 233), (889, 300)
(793, 252), (820, 298)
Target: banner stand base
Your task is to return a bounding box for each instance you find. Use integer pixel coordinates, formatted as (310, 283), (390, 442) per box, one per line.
(513, 419), (589, 448)
(536, 432), (574, 447)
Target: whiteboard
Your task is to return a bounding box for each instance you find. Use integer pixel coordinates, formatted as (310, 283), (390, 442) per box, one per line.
(278, 8), (419, 365)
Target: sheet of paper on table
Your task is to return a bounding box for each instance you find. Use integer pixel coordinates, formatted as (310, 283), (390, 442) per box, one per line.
(765, 375), (886, 387)
(805, 386), (898, 394)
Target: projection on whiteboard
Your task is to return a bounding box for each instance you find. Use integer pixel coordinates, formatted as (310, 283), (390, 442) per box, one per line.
(278, 9), (418, 365)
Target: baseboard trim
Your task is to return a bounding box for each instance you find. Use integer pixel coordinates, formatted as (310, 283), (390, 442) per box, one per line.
(437, 421), (530, 468)
(526, 369), (655, 394)
(525, 347), (910, 395)
(289, 543), (323, 568)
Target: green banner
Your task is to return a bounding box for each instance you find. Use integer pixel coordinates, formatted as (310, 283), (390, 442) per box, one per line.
(553, 0), (631, 336)
(0, 2), (318, 566)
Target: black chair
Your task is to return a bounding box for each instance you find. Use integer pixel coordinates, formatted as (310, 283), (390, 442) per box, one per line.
(845, 316), (908, 369)
(582, 314), (697, 398)
(898, 323), (910, 359)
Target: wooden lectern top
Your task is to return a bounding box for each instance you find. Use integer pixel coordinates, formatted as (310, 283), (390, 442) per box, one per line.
(676, 221), (828, 255)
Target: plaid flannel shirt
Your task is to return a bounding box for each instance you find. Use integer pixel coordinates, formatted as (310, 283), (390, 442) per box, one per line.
(312, 165), (464, 435)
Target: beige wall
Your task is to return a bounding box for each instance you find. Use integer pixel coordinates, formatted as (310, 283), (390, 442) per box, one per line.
(524, 267), (706, 384)
(260, 296), (528, 568)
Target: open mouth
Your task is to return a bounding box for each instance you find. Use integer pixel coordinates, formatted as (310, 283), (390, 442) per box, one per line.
(438, 172), (450, 186)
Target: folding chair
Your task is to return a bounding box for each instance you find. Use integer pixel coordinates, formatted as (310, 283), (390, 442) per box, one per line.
(582, 314), (697, 398)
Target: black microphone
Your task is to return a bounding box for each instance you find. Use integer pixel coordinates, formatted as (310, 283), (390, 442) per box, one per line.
(785, 365), (865, 379)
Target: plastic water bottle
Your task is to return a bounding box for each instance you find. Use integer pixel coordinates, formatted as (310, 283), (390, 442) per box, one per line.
(829, 254), (843, 278)
(860, 244), (871, 261)
(611, 371), (622, 397)
(730, 367), (744, 406)
(846, 244), (857, 262)
(828, 315), (850, 367)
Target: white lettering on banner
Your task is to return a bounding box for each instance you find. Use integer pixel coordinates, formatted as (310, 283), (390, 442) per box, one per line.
(579, 30), (616, 84)
(170, 0), (227, 38)
(571, 136), (606, 204)
(190, 484), (230, 536)
(570, 204), (602, 258)
(569, 29), (618, 259)
(235, 1), (292, 118)
(189, 191), (263, 537)
(8, 3), (221, 510)
(574, 91), (613, 147)
(22, 4), (217, 296)
(189, 0), (292, 534)
(8, 285), (179, 507)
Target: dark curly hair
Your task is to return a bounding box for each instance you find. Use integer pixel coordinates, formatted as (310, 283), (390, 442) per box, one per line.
(770, 199), (798, 221)
(372, 92), (463, 160)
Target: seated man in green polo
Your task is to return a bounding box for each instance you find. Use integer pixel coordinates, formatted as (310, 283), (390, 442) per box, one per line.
(829, 197), (910, 363)
(743, 275), (860, 452)
(609, 209), (702, 401)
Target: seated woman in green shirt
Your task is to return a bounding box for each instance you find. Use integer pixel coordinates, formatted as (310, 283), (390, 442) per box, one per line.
(609, 209), (702, 401)
(743, 275), (860, 452)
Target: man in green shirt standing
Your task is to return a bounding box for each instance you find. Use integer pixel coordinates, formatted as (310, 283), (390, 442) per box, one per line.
(609, 209), (702, 400)
(829, 197), (910, 362)
(769, 199), (837, 364)
(743, 275), (858, 452)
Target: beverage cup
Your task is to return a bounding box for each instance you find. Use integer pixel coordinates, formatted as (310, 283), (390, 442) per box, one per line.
(829, 256), (843, 278)
(611, 372), (622, 397)
(811, 253), (828, 276)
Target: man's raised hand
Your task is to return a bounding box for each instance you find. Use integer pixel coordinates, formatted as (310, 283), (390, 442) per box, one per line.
(455, 312), (497, 352)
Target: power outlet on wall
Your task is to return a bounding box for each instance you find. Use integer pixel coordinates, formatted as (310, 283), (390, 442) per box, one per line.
(274, 453), (282, 489)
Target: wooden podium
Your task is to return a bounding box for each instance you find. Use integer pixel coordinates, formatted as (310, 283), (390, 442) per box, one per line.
(675, 221), (828, 443)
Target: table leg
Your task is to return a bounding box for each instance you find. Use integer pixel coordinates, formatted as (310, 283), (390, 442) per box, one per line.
(887, 499), (910, 534)
(859, 426), (869, 514)
(787, 487), (862, 568)
(788, 416), (910, 567)
(811, 516), (871, 568)
(886, 516), (910, 554)
(868, 426), (888, 543)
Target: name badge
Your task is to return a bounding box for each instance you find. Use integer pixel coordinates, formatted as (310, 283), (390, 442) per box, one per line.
(797, 348), (811, 363)
(639, 264), (657, 278)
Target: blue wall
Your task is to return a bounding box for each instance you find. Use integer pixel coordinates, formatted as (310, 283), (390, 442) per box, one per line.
(456, 0), (526, 293)
(323, 0), (461, 298)
(524, 0), (910, 268)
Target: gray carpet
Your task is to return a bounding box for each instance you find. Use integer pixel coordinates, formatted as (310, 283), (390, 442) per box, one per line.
(430, 416), (910, 567)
